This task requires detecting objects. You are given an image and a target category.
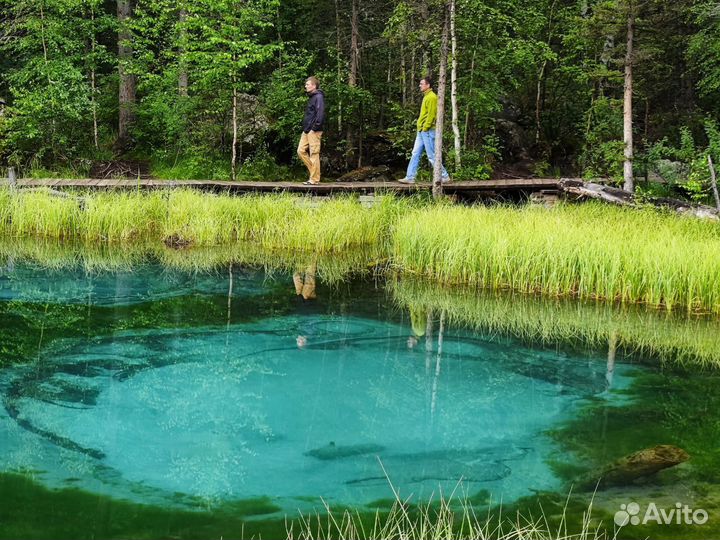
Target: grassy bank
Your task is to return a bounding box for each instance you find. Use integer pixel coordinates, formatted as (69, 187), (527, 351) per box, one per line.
(393, 202), (720, 314)
(0, 189), (411, 251)
(1, 188), (719, 314)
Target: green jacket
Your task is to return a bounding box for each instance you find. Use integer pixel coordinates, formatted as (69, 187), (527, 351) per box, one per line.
(416, 89), (438, 132)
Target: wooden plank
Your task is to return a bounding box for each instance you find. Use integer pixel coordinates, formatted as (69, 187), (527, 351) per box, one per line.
(12, 177), (571, 194)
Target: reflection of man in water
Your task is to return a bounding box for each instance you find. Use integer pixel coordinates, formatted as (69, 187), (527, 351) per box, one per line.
(407, 306), (427, 349)
(294, 261), (317, 348)
(293, 263), (316, 301)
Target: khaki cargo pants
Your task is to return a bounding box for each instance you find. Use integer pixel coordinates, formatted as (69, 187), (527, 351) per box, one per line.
(297, 130), (322, 183)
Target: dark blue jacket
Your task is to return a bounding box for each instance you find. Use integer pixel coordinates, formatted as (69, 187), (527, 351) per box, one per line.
(302, 90), (325, 133)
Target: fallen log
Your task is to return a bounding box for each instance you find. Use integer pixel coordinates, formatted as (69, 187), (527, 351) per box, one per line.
(577, 444), (690, 491)
(558, 178), (720, 221)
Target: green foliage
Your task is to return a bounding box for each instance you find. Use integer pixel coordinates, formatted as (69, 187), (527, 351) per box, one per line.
(688, 0), (720, 101)
(0, 0), (719, 187)
(579, 97), (624, 180)
(0, 0), (113, 167)
(261, 52), (313, 144)
(452, 134), (502, 181)
(644, 119), (720, 202)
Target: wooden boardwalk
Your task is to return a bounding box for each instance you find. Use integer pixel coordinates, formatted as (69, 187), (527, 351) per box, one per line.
(14, 177), (562, 196)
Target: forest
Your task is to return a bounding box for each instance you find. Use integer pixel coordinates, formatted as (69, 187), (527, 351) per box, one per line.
(1, 0), (720, 200)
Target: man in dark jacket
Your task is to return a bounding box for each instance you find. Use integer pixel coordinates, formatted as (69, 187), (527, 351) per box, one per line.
(297, 76), (325, 185)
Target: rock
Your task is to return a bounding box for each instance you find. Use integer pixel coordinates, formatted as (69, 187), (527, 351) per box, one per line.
(578, 445), (690, 490)
(336, 165), (393, 183)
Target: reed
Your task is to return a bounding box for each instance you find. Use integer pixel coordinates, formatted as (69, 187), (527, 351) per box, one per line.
(288, 491), (605, 540)
(392, 202), (720, 315)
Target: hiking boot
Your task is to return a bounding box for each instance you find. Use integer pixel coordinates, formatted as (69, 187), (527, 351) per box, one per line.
(398, 177), (416, 184)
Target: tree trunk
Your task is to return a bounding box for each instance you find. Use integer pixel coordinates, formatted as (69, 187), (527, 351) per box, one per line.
(409, 47), (416, 105)
(335, 0), (343, 132)
(178, 7), (188, 97)
(400, 43), (407, 106)
(432, 5), (449, 198)
(231, 74), (238, 181)
(346, 0), (360, 169)
(463, 32), (479, 149)
(709, 155), (720, 212)
(90, 6), (99, 149)
(117, 0), (136, 151)
(623, 2), (635, 192)
(449, 0), (460, 169)
(535, 0), (558, 145)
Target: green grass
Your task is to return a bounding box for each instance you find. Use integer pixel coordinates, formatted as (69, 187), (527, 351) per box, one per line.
(392, 201), (720, 314)
(0, 188), (412, 251)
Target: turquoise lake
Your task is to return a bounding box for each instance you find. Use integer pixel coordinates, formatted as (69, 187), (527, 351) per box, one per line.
(1, 257), (718, 539)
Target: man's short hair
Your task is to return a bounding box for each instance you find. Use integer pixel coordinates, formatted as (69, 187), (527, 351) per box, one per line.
(420, 76), (433, 88)
(306, 76), (320, 88)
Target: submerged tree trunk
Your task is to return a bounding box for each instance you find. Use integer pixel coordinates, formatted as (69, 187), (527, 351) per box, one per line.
(449, 0), (460, 169)
(432, 5), (449, 198)
(117, 0), (136, 151)
(623, 3), (635, 192)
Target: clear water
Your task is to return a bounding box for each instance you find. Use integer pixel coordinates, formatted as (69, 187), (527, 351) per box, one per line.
(1, 258), (718, 538)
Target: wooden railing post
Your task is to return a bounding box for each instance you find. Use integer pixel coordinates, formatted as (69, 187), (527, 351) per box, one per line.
(7, 167), (16, 189)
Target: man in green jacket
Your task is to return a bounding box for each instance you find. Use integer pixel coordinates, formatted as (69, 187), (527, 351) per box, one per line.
(398, 77), (450, 184)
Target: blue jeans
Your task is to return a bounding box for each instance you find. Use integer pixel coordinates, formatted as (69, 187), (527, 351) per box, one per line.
(405, 129), (449, 180)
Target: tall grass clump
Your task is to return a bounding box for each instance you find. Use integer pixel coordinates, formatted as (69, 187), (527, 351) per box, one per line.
(0, 189), (413, 252)
(81, 191), (167, 242)
(393, 202), (720, 315)
(6, 189), (81, 238)
(0, 188), (12, 231)
(163, 191), (412, 251)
